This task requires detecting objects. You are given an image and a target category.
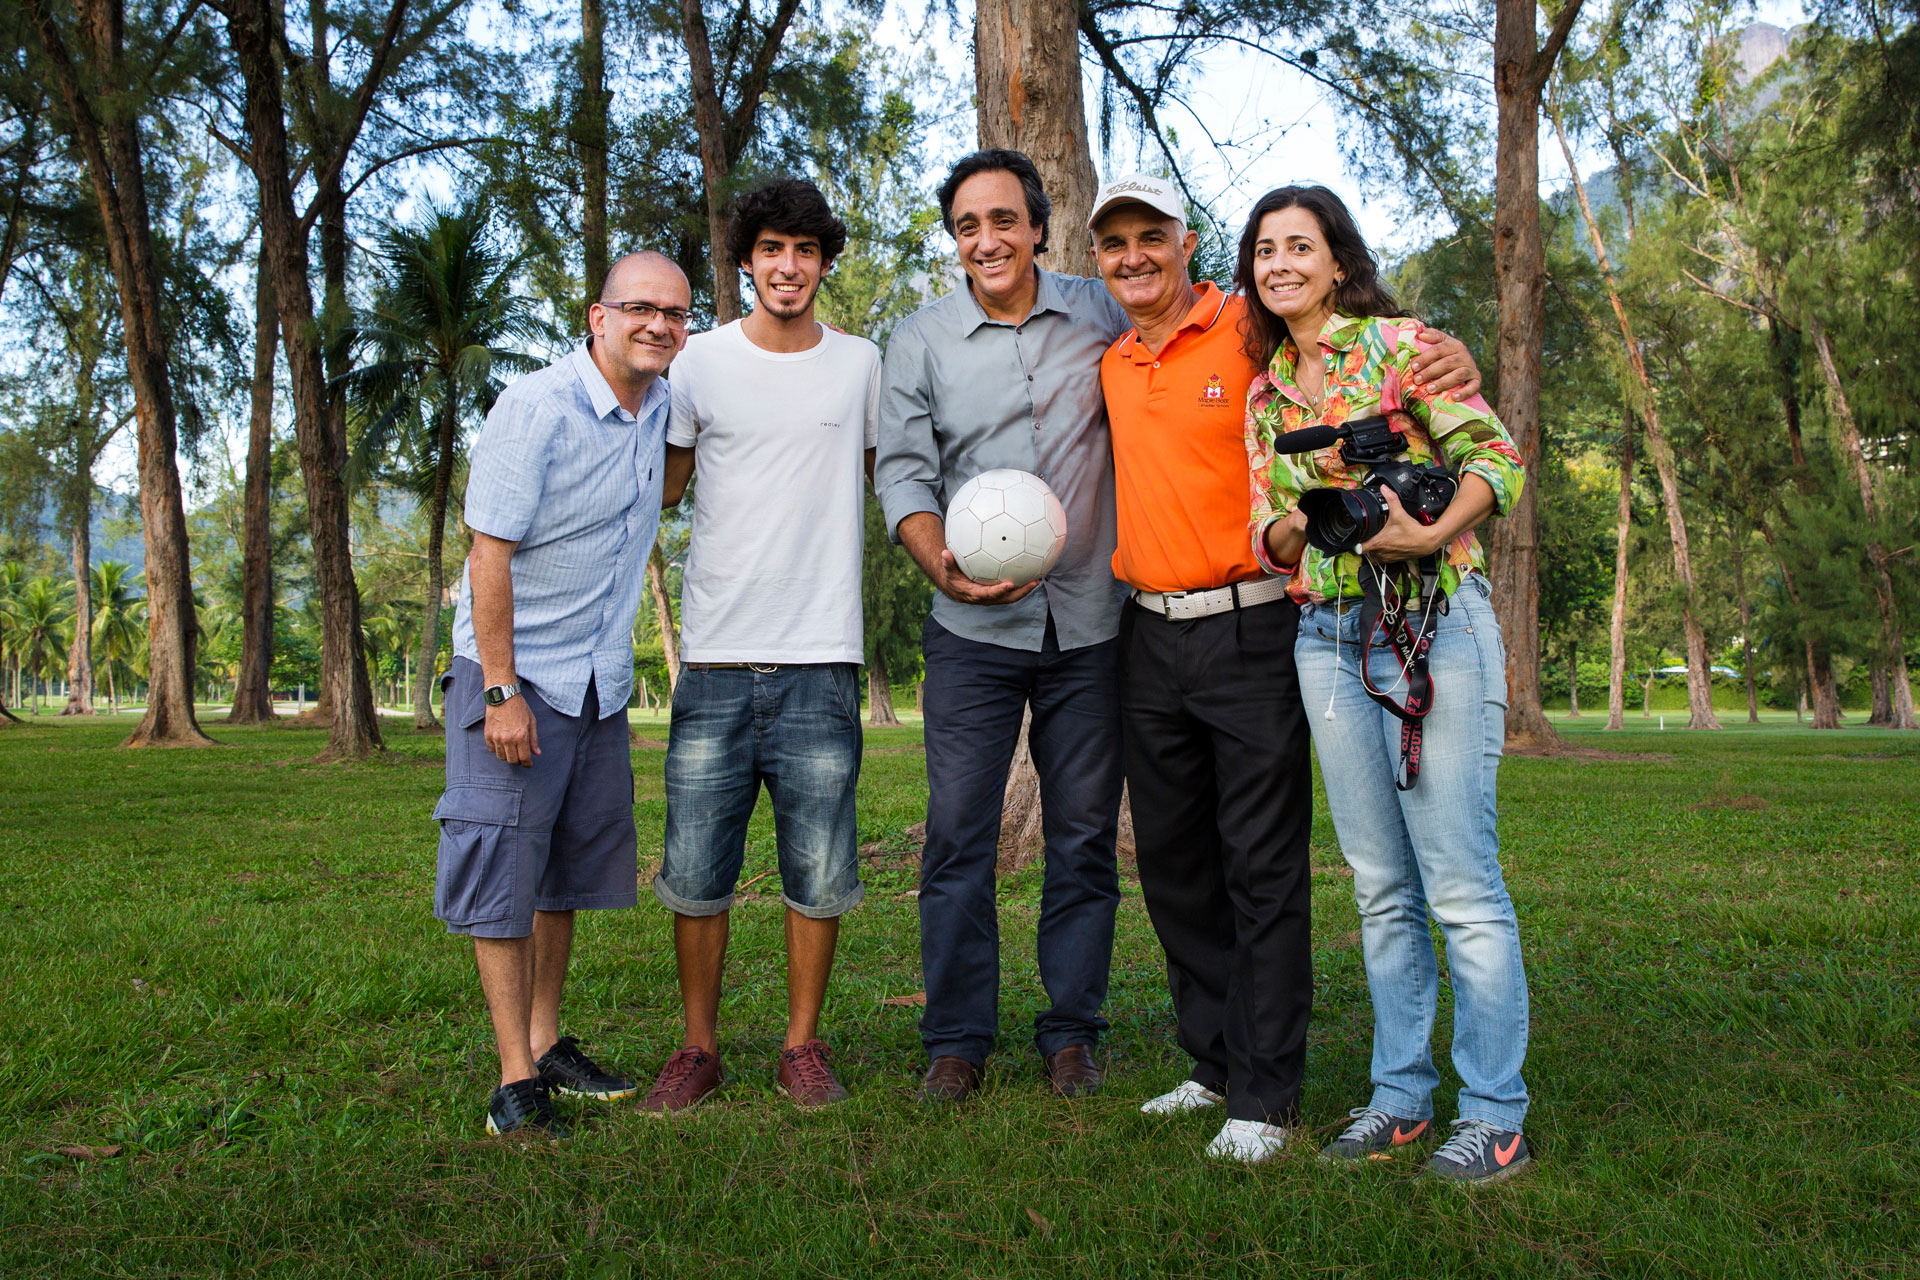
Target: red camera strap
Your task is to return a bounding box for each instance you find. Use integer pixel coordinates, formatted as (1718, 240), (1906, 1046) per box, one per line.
(1357, 565), (1445, 791)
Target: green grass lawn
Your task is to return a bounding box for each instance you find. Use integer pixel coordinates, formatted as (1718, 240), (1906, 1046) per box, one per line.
(1, 711), (1914, 1278)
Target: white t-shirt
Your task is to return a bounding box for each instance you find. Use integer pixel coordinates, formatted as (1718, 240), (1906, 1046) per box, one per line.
(667, 320), (881, 664)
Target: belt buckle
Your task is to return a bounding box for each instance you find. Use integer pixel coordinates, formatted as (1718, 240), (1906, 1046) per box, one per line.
(1162, 592), (1179, 620)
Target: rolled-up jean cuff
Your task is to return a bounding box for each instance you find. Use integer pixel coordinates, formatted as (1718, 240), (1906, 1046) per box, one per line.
(651, 874), (734, 918)
(782, 881), (865, 920)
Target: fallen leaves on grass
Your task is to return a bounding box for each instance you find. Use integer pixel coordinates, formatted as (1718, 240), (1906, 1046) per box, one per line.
(882, 992), (926, 1007)
(55, 1144), (123, 1161)
(1691, 794), (1772, 811)
(1025, 1207), (1053, 1237)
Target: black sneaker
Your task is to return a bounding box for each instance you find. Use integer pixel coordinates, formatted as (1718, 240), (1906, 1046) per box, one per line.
(1423, 1118), (1532, 1184)
(486, 1077), (566, 1139)
(1321, 1106), (1432, 1163)
(537, 1035), (637, 1100)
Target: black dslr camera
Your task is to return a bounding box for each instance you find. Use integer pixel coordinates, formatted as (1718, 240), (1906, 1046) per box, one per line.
(1274, 414), (1457, 555)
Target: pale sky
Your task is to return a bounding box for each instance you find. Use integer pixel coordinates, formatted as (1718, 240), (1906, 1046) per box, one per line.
(890, 0), (1812, 257)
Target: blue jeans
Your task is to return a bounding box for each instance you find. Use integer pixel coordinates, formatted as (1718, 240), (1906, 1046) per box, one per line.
(1293, 573), (1530, 1130)
(656, 663), (865, 920)
(917, 617), (1123, 1064)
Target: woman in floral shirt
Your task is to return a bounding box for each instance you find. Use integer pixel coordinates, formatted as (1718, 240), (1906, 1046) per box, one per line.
(1239, 185), (1535, 1184)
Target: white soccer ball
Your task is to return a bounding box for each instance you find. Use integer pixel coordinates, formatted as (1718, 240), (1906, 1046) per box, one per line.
(944, 469), (1068, 587)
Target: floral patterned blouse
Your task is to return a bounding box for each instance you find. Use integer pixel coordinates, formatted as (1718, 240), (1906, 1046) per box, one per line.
(1246, 312), (1525, 604)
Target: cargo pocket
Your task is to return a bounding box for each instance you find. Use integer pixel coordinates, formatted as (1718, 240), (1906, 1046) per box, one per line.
(432, 783), (523, 926)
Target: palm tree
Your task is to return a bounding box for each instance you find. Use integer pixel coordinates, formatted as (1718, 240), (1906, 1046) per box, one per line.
(0, 563), (24, 722)
(361, 603), (422, 710)
(343, 202), (550, 730)
(14, 579), (73, 715)
(91, 561), (144, 715)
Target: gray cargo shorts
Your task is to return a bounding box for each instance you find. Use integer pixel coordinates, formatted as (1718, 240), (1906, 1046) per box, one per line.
(432, 657), (637, 938)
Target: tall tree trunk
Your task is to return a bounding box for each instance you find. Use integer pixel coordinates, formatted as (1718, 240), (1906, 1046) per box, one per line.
(579, 0), (609, 319)
(27, 0), (209, 747)
(969, 0), (1105, 847)
(414, 392), (458, 730)
(230, 265), (279, 723)
(1605, 418), (1632, 731)
(1727, 520), (1760, 725)
(60, 498), (93, 710)
(62, 510), (94, 715)
(1868, 659), (1892, 728)
(867, 652), (900, 726)
(648, 543), (679, 690)
(679, 0), (801, 324)
(229, 0), (382, 758)
(1487, 0), (1583, 750)
(1809, 323), (1917, 729)
(681, 0), (741, 324)
(1555, 115), (1716, 729)
(1755, 510), (1840, 729)
(1565, 638), (1579, 716)
(974, 0), (1099, 278)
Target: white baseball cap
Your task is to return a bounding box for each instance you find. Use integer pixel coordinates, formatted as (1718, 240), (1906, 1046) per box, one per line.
(1087, 174), (1186, 230)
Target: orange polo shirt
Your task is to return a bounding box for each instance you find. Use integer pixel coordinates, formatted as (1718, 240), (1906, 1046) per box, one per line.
(1102, 282), (1264, 593)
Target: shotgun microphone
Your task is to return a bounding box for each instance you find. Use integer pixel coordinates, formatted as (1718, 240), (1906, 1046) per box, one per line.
(1269, 423), (1345, 454)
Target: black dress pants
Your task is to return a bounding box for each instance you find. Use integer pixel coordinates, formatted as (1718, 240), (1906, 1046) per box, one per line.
(918, 616), (1124, 1065)
(1119, 596), (1314, 1123)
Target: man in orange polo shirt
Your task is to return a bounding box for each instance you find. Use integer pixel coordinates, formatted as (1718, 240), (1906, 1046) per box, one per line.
(1090, 175), (1480, 1161)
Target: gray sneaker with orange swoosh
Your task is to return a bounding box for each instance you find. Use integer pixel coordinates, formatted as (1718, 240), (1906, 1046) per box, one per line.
(1320, 1106), (1432, 1163)
(1423, 1117), (1533, 1184)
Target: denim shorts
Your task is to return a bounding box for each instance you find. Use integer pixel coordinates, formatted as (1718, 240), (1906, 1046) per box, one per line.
(655, 663), (865, 919)
(432, 657), (638, 939)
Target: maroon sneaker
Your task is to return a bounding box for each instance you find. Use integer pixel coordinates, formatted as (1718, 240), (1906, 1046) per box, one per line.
(637, 1046), (724, 1115)
(776, 1039), (850, 1107)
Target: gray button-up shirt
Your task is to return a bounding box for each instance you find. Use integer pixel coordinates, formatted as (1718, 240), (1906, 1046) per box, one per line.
(876, 269), (1129, 651)
(451, 344), (668, 717)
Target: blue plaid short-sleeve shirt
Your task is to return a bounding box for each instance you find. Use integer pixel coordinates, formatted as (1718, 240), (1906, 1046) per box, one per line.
(450, 344), (670, 717)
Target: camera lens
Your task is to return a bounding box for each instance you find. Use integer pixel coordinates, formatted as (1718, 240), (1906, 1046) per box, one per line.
(1299, 486), (1389, 554)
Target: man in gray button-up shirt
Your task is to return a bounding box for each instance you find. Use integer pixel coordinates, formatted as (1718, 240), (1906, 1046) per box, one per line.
(876, 260), (1126, 650)
(876, 150), (1129, 1103)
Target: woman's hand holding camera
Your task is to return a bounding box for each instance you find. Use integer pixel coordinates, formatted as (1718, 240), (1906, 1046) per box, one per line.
(1356, 487), (1441, 563)
(1359, 474), (1501, 565)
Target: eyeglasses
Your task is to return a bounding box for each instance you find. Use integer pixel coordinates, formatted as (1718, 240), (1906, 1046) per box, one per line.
(602, 299), (691, 328)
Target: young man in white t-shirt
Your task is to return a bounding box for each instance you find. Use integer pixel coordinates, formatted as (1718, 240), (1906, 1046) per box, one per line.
(637, 179), (881, 1112)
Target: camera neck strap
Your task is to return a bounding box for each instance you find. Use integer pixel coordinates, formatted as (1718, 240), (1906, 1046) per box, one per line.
(1357, 557), (1446, 791)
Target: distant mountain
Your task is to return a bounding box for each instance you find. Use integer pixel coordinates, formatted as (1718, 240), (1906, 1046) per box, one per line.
(17, 489), (145, 574)
(1552, 22), (1805, 262)
(1735, 23), (1795, 85)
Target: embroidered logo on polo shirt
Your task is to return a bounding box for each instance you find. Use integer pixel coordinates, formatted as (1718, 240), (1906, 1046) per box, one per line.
(1199, 374), (1228, 406)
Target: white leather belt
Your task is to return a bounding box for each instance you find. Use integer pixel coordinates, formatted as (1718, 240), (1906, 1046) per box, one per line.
(1133, 576), (1292, 621)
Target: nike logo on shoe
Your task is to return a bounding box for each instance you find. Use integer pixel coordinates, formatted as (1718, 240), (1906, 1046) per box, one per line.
(1494, 1134), (1523, 1166)
(1392, 1121), (1429, 1145)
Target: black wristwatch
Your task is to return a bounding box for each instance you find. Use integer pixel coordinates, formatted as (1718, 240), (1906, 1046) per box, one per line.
(483, 682), (521, 707)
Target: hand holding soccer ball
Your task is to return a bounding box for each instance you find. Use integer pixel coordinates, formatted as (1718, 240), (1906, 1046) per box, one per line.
(944, 470), (1068, 588)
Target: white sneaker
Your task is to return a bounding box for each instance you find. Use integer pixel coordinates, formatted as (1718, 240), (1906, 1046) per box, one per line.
(1205, 1118), (1296, 1163)
(1140, 1080), (1225, 1115)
